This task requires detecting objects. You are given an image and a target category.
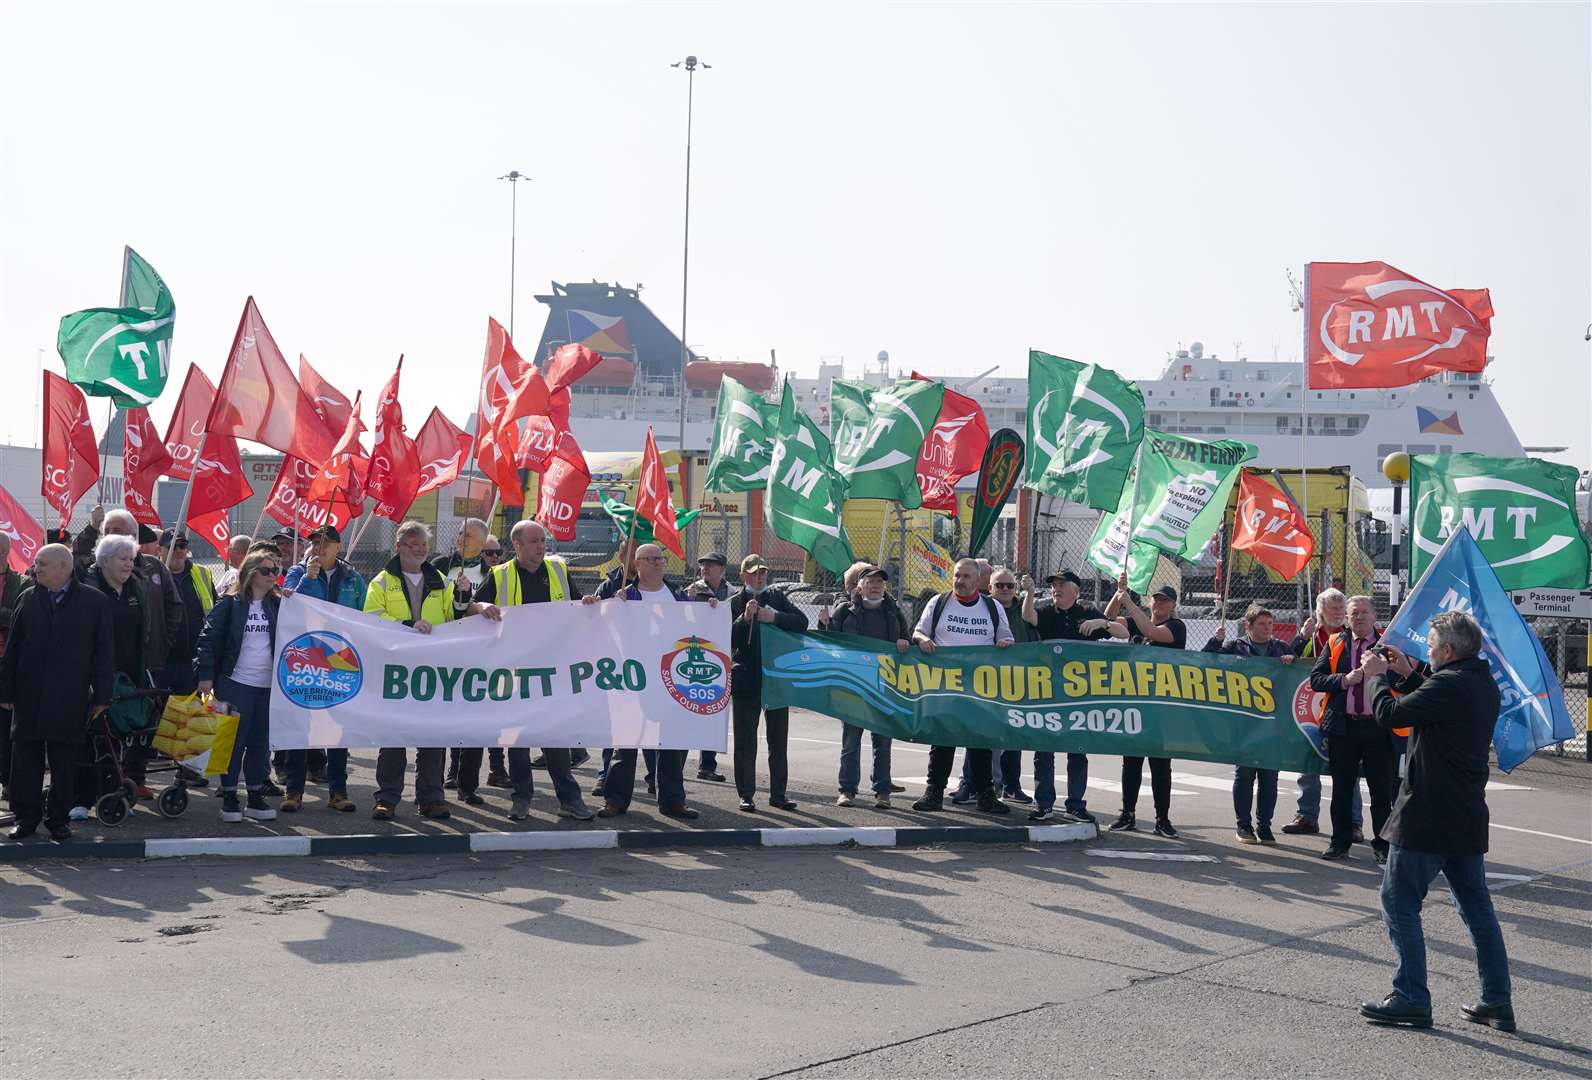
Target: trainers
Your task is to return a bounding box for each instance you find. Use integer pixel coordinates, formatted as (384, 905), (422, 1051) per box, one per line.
(418, 801), (451, 820)
(836, 793), (855, 808)
(558, 799), (595, 822)
(1067, 808), (1096, 824)
(260, 779), (284, 798)
(1236, 823), (1258, 844)
(508, 798), (532, 821)
(738, 798), (757, 812)
(327, 793), (356, 813)
(889, 783), (905, 793)
(487, 769), (512, 789)
(371, 801), (397, 821)
(1003, 788), (1034, 805)
(68, 806), (90, 822)
(443, 775), (458, 790)
(1028, 807), (1055, 822)
(1257, 824), (1276, 844)
(462, 792), (486, 806)
(1153, 818), (1178, 838)
(221, 791), (243, 823)
(975, 790), (1011, 815)
(912, 786), (945, 813)
(279, 793), (303, 813)
(873, 794), (892, 809)
(244, 791), (277, 821)
(949, 787), (975, 805)
(1281, 815), (1319, 835)
(1108, 812), (1136, 832)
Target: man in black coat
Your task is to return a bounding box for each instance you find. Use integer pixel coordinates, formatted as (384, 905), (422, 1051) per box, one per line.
(1354, 610), (1514, 1033)
(1309, 594), (1396, 861)
(729, 554), (808, 812)
(0, 545), (115, 841)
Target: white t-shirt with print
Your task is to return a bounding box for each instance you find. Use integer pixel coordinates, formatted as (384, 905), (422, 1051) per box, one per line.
(914, 593), (1014, 648)
(230, 601), (274, 688)
(634, 584), (676, 603)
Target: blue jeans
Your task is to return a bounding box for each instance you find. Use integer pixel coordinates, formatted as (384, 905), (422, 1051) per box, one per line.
(284, 748), (350, 795)
(1297, 771), (1362, 825)
(957, 749), (1023, 795)
(1233, 766), (1279, 828)
(1380, 844), (1511, 1009)
(1033, 752), (1089, 813)
(218, 678), (272, 792)
(838, 723), (893, 796)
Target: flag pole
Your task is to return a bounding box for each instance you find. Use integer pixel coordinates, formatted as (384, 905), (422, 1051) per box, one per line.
(97, 401), (116, 504)
(1119, 443), (1144, 576)
(1297, 264), (1312, 601)
(1218, 493), (1234, 636)
(166, 432), (208, 564)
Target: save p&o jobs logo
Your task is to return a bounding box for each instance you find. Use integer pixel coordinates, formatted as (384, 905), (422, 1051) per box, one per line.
(1290, 681), (1328, 761)
(278, 631), (363, 709)
(660, 636), (731, 715)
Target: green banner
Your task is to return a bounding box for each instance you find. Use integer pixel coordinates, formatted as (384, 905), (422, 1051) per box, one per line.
(761, 627), (1325, 773)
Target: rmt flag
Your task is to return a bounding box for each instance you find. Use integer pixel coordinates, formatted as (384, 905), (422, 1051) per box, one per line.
(1307, 262), (1493, 389)
(1231, 471), (1315, 581)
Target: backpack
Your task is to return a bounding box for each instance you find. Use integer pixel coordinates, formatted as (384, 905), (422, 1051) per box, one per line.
(928, 591), (1002, 642)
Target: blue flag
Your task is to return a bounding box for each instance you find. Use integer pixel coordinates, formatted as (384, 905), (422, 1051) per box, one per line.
(1384, 527), (1574, 771)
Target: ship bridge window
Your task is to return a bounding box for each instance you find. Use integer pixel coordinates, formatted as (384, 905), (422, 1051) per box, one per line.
(1409, 444), (1436, 456)
(1276, 416), (1290, 432)
(1439, 444), (1454, 454)
(1378, 444), (1401, 460)
(1323, 417), (1336, 431)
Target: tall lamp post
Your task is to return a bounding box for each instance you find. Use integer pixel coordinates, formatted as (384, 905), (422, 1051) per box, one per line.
(499, 170), (530, 337)
(1382, 451), (1411, 609)
(671, 55), (709, 451)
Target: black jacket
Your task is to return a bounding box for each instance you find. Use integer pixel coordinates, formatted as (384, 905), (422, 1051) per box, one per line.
(194, 593), (281, 685)
(831, 591), (908, 643)
(0, 579), (115, 741)
(88, 565), (150, 685)
(730, 587), (808, 700)
(1308, 627), (1381, 734)
(1371, 655), (1499, 855)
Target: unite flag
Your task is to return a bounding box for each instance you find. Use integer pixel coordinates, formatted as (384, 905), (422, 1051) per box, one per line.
(367, 357), (421, 522)
(413, 408), (472, 497)
(122, 407), (173, 528)
(635, 426), (683, 558)
(206, 298), (336, 463)
(1306, 262), (1493, 389)
(0, 483), (46, 572)
(1230, 471), (1315, 581)
(912, 371), (989, 513)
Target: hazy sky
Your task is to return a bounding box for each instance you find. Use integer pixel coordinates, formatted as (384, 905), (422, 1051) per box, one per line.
(3, 2), (1588, 468)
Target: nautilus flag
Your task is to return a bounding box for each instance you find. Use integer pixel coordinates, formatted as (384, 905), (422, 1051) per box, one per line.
(1024, 351), (1144, 511)
(1306, 261), (1493, 390)
(269, 594), (732, 751)
(1231, 471), (1315, 581)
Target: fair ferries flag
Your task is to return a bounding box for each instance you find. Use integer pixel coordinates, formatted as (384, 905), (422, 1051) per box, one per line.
(1306, 262), (1492, 389)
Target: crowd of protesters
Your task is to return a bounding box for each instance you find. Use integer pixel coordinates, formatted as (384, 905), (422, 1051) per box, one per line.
(0, 516), (1449, 861)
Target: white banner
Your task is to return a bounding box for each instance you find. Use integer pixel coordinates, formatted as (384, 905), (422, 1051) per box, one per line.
(267, 593), (733, 751)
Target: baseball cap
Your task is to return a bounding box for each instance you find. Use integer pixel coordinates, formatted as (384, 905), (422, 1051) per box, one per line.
(860, 564), (889, 581)
(159, 529), (188, 549)
(137, 524), (158, 545)
(740, 554), (769, 574)
(270, 528), (296, 543)
(698, 551), (728, 566)
(1046, 570), (1082, 587)
(1152, 584), (1179, 603)
(308, 524), (341, 543)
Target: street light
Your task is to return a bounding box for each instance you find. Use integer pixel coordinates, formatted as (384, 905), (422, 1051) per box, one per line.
(499, 170), (530, 337)
(671, 55), (710, 451)
(1382, 450), (1411, 608)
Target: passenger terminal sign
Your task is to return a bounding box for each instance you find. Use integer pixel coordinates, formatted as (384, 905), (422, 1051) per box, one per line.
(269, 594), (732, 751)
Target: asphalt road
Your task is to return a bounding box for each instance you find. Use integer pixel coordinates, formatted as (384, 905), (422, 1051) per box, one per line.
(2, 710), (1589, 1079)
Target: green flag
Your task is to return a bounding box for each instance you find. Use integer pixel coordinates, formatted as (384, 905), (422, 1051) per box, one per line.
(830, 377), (944, 508)
(1088, 430), (1255, 591)
(1409, 453), (1591, 590)
(1025, 350), (1144, 510)
(56, 247), (175, 408)
(767, 382), (856, 577)
(703, 376), (779, 492)
(600, 496), (702, 544)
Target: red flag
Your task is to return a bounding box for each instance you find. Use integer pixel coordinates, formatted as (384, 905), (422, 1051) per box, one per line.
(206, 297), (335, 461)
(306, 393), (368, 507)
(264, 457), (358, 533)
(549, 387), (572, 431)
(911, 371), (989, 512)
(368, 357), (421, 522)
(515, 415), (562, 473)
(635, 426), (682, 558)
(299, 353), (355, 435)
(0, 483), (46, 572)
(122, 407), (173, 527)
(545, 343), (603, 394)
(162, 365), (216, 481)
(188, 509), (232, 558)
(1306, 262), (1493, 389)
(42, 371), (99, 526)
(187, 433), (253, 518)
(475, 318), (530, 487)
(536, 432), (590, 543)
(486, 368), (551, 508)
(414, 408), (472, 496)
(1231, 471), (1316, 581)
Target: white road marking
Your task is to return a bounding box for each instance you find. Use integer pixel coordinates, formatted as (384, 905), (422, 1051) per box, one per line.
(1484, 872), (1535, 881)
(1086, 848), (1218, 862)
(1488, 823), (1592, 846)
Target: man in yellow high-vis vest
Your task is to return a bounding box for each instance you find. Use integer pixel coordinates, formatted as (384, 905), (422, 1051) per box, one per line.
(467, 519), (596, 821)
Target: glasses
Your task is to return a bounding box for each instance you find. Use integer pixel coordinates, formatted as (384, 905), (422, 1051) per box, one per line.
(257, 566), (280, 576)
(993, 582), (1018, 590)
(482, 550), (501, 558)
(637, 556), (666, 564)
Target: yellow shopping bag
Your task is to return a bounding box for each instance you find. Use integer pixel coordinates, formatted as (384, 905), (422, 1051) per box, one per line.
(203, 706), (241, 777)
